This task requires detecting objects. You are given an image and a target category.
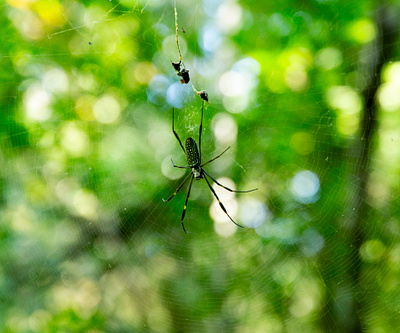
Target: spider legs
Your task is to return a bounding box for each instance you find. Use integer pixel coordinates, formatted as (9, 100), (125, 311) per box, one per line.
(201, 146), (230, 168)
(172, 108), (185, 154)
(181, 174), (194, 233)
(203, 174), (244, 229)
(171, 158), (190, 169)
(199, 100), (204, 162)
(162, 172), (192, 202)
(203, 169), (258, 193)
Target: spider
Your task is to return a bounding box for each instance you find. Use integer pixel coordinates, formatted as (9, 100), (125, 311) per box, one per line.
(163, 102), (258, 233)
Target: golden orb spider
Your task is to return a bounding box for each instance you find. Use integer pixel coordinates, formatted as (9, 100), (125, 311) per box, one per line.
(163, 102), (258, 233)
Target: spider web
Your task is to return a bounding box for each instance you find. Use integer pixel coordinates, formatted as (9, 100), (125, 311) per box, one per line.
(1, 0), (400, 332)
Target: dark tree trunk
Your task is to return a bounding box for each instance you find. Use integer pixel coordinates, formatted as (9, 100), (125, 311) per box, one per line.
(320, 3), (399, 333)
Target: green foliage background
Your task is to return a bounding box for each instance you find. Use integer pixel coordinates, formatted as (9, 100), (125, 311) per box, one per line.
(1, 0), (400, 332)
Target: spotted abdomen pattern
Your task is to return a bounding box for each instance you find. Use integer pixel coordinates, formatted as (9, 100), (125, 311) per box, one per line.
(185, 137), (200, 167)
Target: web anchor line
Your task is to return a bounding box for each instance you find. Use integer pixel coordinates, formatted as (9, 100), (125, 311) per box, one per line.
(172, 1), (208, 104)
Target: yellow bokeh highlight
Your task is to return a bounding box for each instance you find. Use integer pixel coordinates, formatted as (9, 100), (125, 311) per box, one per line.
(9, 0), (65, 26)
(75, 95), (96, 121)
(134, 62), (157, 85)
(347, 19), (376, 44)
(34, 0), (65, 26)
(93, 95), (121, 124)
(252, 48), (312, 93)
(316, 47), (343, 70)
(326, 85), (362, 135)
(388, 243), (400, 270)
(9, 205), (34, 233)
(378, 83), (400, 112)
(7, 0), (35, 9)
(61, 122), (90, 157)
(285, 64), (308, 91)
(73, 189), (99, 221)
(382, 62), (400, 85)
(290, 132), (315, 155)
(26, 177), (48, 203)
(379, 62), (400, 112)
(360, 239), (386, 262)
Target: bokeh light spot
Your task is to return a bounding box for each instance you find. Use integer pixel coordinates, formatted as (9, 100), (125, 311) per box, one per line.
(360, 239), (386, 262)
(24, 84), (52, 121)
(61, 122), (90, 157)
(217, 2), (243, 34)
(73, 189), (99, 221)
(326, 86), (362, 135)
(316, 47), (343, 70)
(43, 67), (69, 93)
(348, 19), (376, 44)
(291, 170), (320, 204)
(75, 95), (96, 121)
(239, 199), (269, 228)
(300, 228), (325, 256)
(285, 64), (308, 91)
(93, 95), (121, 124)
(290, 132), (315, 155)
(378, 83), (400, 112)
(134, 62), (157, 85)
(212, 113), (238, 145)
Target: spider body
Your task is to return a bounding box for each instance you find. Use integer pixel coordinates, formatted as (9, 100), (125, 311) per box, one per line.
(185, 137), (201, 178)
(163, 102), (258, 233)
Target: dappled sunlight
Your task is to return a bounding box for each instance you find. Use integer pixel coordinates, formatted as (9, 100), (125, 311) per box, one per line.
(239, 199), (269, 228)
(219, 57), (260, 112)
(315, 47), (343, 70)
(219, 70), (246, 97)
(212, 112), (237, 145)
(9, 205), (34, 233)
(61, 122), (90, 157)
(28, 310), (52, 332)
(93, 94), (121, 124)
(24, 84), (52, 121)
(43, 67), (69, 93)
(72, 189), (99, 221)
(134, 62), (158, 85)
(299, 228), (325, 257)
(51, 278), (101, 317)
(161, 155), (186, 180)
(8, 0), (65, 39)
(100, 125), (138, 161)
(199, 24), (222, 52)
(2, 0), (400, 331)
(290, 132), (315, 155)
(347, 18), (376, 44)
(285, 63), (308, 91)
(210, 177), (238, 227)
(75, 95), (97, 121)
(289, 278), (323, 318)
(359, 239), (386, 263)
(378, 83), (400, 112)
(326, 85), (362, 135)
(214, 220), (237, 237)
(378, 62), (400, 112)
(290, 170), (320, 204)
(163, 34), (187, 62)
(217, 2), (243, 35)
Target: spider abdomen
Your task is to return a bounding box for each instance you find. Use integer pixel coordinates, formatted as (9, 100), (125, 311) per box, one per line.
(185, 137), (200, 167)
